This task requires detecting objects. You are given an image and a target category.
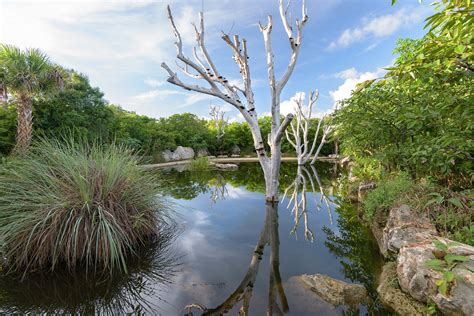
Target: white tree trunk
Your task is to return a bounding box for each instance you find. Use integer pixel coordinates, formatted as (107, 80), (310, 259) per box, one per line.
(162, 0), (308, 202)
(285, 91), (332, 165)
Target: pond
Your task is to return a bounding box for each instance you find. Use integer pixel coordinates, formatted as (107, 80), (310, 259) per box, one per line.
(0, 162), (389, 315)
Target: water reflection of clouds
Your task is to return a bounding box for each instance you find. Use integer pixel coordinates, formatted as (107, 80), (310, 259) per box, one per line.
(225, 185), (255, 200)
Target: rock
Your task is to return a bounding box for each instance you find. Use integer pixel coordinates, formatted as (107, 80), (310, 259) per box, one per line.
(197, 148), (208, 157)
(161, 149), (173, 162)
(214, 163), (238, 170)
(382, 204), (438, 258)
(161, 147), (195, 162)
(172, 146), (194, 161)
(230, 145), (241, 156)
(358, 181), (376, 202)
(217, 154), (228, 158)
(397, 238), (474, 315)
(230, 154), (240, 158)
(284, 276), (339, 315)
(377, 262), (426, 315)
(299, 274), (368, 306)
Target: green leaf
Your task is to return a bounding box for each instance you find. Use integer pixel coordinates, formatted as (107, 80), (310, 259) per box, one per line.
(426, 259), (446, 271)
(433, 239), (448, 251)
(438, 281), (448, 295)
(447, 197), (463, 209)
(443, 271), (455, 282)
(454, 45), (465, 54)
(445, 254), (469, 265)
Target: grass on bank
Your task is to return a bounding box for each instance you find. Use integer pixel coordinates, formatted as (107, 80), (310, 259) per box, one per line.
(0, 137), (170, 275)
(362, 172), (473, 246)
(189, 156), (210, 171)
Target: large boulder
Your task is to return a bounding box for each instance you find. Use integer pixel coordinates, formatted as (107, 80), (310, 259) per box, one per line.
(382, 204), (438, 258)
(161, 149), (173, 162)
(171, 146), (195, 161)
(377, 262), (426, 315)
(230, 145), (241, 156)
(299, 274), (368, 306)
(161, 147), (195, 162)
(397, 238), (474, 315)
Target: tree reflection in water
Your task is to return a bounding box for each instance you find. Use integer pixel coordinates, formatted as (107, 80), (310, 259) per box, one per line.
(209, 173), (228, 203)
(322, 198), (387, 314)
(0, 225), (181, 315)
(184, 203), (288, 316)
(282, 165), (333, 241)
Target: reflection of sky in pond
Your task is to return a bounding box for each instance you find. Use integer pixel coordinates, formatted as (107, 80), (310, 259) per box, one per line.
(159, 165), (383, 315)
(0, 163), (385, 315)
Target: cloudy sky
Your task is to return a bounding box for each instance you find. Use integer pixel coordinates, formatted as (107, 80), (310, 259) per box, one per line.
(0, 0), (432, 122)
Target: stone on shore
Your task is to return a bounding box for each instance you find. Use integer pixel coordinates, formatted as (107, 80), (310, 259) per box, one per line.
(397, 239), (474, 315)
(298, 274), (368, 306)
(377, 262), (426, 315)
(382, 204), (438, 258)
(161, 146), (195, 161)
(214, 163), (238, 170)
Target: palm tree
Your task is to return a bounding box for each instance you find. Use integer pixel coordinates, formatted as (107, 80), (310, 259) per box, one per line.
(0, 45), (63, 154)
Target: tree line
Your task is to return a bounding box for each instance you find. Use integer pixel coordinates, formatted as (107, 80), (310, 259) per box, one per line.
(0, 64), (333, 160)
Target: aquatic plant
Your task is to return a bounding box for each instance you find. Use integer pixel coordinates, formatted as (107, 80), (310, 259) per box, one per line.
(189, 156), (210, 171)
(0, 226), (180, 315)
(0, 137), (170, 275)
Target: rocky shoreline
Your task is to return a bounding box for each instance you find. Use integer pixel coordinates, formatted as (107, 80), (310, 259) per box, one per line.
(373, 204), (474, 315)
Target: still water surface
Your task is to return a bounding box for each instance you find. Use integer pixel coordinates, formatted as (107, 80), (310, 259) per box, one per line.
(0, 162), (388, 315)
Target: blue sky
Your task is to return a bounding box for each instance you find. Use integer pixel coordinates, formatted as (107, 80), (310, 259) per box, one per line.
(0, 0), (432, 122)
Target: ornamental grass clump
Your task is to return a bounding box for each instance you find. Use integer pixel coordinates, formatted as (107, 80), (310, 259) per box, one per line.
(0, 137), (168, 275)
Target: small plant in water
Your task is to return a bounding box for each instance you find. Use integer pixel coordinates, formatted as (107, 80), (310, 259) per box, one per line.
(189, 156), (210, 171)
(425, 239), (469, 296)
(0, 137), (169, 275)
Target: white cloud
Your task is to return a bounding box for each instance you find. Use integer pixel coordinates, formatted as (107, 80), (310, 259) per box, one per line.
(328, 8), (424, 50)
(133, 89), (183, 102)
(363, 42), (379, 53)
(144, 79), (166, 87)
(329, 67), (386, 106)
(280, 92), (306, 116)
(334, 67), (358, 80)
(228, 113), (245, 123)
(280, 92), (333, 118)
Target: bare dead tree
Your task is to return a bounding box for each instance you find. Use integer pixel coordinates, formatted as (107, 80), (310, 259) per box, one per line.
(209, 104), (227, 142)
(162, 0), (309, 202)
(184, 203), (287, 315)
(285, 91), (332, 165)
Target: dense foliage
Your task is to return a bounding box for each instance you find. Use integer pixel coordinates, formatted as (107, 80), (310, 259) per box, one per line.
(0, 66), (334, 160)
(334, 0), (473, 187)
(0, 45), (63, 153)
(0, 137), (169, 274)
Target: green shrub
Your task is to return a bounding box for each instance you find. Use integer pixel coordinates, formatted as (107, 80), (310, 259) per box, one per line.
(352, 157), (384, 181)
(363, 173), (413, 221)
(189, 156), (210, 171)
(0, 137), (169, 275)
(420, 189), (473, 246)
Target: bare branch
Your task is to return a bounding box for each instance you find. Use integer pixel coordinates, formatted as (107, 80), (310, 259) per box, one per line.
(276, 0), (309, 92)
(275, 114), (294, 143)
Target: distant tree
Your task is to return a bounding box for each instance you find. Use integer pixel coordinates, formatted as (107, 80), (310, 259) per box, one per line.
(0, 45), (63, 154)
(34, 70), (114, 141)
